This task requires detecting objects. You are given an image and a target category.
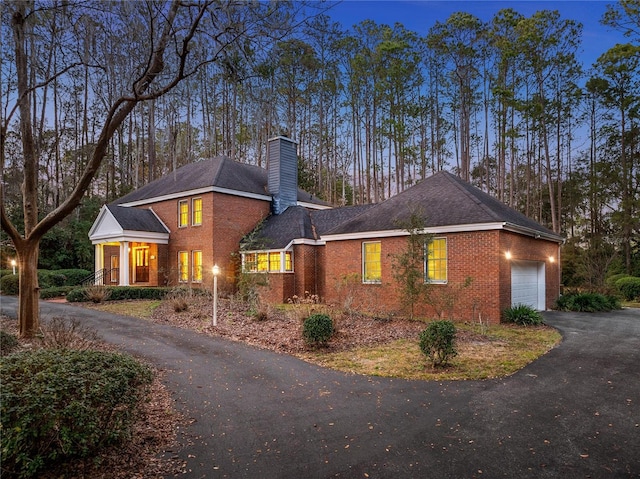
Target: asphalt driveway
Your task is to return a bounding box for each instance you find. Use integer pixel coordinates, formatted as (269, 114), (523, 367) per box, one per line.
(1, 297), (638, 478)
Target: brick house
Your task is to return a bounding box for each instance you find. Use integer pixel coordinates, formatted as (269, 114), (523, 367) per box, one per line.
(89, 136), (563, 323)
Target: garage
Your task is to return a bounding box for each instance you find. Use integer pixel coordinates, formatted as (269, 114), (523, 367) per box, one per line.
(511, 260), (545, 310)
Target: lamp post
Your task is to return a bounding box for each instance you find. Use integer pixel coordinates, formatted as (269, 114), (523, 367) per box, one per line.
(212, 264), (220, 327)
(11, 259), (16, 275)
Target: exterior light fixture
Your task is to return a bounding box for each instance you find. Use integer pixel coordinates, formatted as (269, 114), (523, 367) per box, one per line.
(505, 251), (512, 260)
(11, 259), (16, 275)
(549, 256), (555, 263)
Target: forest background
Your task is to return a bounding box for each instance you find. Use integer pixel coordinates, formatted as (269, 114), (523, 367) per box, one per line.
(1, 0), (639, 292)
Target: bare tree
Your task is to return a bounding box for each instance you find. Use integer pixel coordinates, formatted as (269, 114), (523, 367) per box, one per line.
(0, 0), (293, 337)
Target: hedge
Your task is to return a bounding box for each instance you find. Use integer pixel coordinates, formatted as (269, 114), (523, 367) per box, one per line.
(66, 286), (172, 302)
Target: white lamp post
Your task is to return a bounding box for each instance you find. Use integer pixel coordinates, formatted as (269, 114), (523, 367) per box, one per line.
(212, 264), (220, 327)
(11, 259), (16, 275)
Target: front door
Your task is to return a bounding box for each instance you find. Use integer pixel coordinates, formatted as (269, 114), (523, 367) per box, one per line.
(134, 247), (149, 283)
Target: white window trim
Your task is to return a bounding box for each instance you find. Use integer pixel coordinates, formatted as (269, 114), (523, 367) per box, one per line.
(241, 250), (294, 273)
(362, 241), (382, 284)
(425, 237), (448, 284)
(178, 251), (189, 283)
(178, 200), (189, 228)
(192, 250), (203, 283)
(192, 198), (203, 226)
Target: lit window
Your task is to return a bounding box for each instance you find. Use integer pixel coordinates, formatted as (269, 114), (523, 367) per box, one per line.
(178, 200), (189, 228)
(242, 251), (293, 273)
(243, 253), (257, 272)
(426, 238), (447, 283)
(269, 252), (281, 271)
(178, 251), (189, 282)
(363, 241), (381, 283)
(257, 253), (268, 272)
(192, 198), (202, 226)
(284, 251), (293, 272)
(192, 251), (202, 282)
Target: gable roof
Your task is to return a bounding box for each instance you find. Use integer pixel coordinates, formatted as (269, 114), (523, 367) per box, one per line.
(325, 171), (562, 241)
(113, 157), (327, 208)
(88, 204), (170, 244)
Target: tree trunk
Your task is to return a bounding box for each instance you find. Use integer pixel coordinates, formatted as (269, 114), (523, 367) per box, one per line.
(16, 240), (40, 337)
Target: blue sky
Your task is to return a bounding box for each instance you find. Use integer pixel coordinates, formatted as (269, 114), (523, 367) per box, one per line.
(327, 1), (629, 70)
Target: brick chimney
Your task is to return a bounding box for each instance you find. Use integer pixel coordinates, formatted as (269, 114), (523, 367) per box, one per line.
(267, 136), (298, 215)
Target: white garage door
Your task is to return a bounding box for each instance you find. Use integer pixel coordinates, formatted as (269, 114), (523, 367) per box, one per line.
(511, 260), (545, 309)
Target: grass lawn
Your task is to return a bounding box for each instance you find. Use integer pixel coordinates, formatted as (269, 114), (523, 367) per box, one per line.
(298, 323), (561, 381)
(85, 300), (162, 319)
(87, 299), (562, 381)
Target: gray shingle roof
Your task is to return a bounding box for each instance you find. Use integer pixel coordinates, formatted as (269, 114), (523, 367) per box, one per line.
(113, 157), (326, 206)
(106, 205), (169, 233)
(246, 204), (377, 249)
(326, 171), (561, 239)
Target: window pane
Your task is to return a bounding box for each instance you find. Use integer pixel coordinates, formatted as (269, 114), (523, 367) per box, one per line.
(284, 252), (293, 271)
(192, 251), (202, 282)
(363, 242), (381, 283)
(257, 253), (268, 272)
(179, 201), (189, 227)
(243, 253), (257, 272)
(178, 251), (189, 282)
(269, 252), (280, 271)
(192, 198), (202, 225)
(426, 238), (447, 282)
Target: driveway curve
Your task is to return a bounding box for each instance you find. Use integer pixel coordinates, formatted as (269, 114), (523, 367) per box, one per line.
(1, 297), (638, 478)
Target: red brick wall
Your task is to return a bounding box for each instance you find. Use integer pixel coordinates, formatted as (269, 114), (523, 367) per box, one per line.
(499, 231), (561, 311)
(322, 230), (561, 324)
(138, 192), (270, 290)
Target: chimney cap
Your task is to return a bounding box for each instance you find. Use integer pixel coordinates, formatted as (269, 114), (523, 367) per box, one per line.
(268, 135), (297, 145)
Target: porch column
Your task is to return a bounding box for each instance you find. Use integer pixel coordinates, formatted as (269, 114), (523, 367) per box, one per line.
(120, 241), (130, 286)
(94, 244), (104, 285)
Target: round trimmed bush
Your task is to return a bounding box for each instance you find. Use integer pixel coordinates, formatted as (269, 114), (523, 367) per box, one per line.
(302, 314), (334, 345)
(615, 276), (640, 301)
(0, 274), (19, 295)
(503, 304), (544, 326)
(419, 320), (457, 367)
(1, 349), (153, 478)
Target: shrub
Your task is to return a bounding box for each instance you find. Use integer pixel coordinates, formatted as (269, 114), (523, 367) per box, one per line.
(503, 304), (544, 326)
(65, 288), (86, 302)
(84, 285), (112, 303)
(54, 269), (93, 286)
(605, 273), (631, 288)
(0, 330), (19, 356)
(555, 292), (621, 312)
(66, 286), (172, 303)
(615, 276), (640, 301)
(0, 274), (19, 295)
(1, 349), (153, 478)
(419, 320), (457, 367)
(37, 317), (100, 350)
(302, 313), (334, 346)
(39, 286), (75, 300)
(165, 287), (193, 312)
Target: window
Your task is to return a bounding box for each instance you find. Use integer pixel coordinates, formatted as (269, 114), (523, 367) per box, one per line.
(257, 252), (268, 272)
(426, 238), (447, 283)
(178, 200), (189, 228)
(284, 251), (293, 272)
(192, 198), (202, 226)
(178, 251), (189, 282)
(242, 251), (293, 273)
(269, 252), (281, 271)
(243, 253), (257, 272)
(362, 241), (381, 283)
(192, 251), (202, 282)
